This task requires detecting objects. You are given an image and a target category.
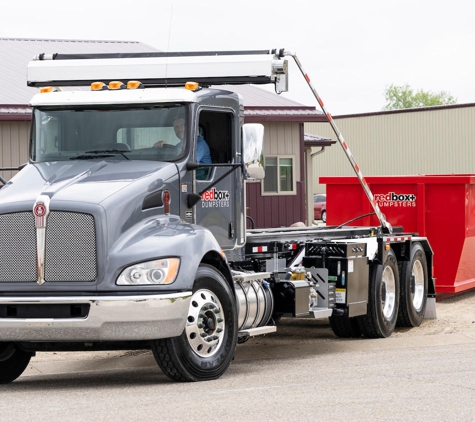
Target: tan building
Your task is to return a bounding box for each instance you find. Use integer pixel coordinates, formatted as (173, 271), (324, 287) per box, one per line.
(305, 103), (475, 194)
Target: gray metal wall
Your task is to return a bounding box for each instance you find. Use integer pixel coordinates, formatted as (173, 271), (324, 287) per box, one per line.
(305, 104), (475, 194)
(0, 121), (29, 181)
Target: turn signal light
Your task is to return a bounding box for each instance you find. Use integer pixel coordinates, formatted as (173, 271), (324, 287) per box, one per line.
(40, 86), (53, 93)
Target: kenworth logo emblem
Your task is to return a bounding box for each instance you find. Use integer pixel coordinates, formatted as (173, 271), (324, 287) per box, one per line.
(201, 188), (230, 208)
(33, 195), (50, 285)
(374, 192), (416, 208)
(33, 202), (47, 227)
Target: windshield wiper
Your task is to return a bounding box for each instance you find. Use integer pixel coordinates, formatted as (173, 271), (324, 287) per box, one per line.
(69, 150), (131, 160)
(85, 149), (131, 160)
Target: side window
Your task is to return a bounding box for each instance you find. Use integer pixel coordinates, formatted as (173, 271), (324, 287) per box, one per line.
(197, 110), (233, 180)
(262, 156), (295, 195)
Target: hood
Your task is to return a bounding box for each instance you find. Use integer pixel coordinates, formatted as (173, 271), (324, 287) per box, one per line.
(0, 160), (177, 209)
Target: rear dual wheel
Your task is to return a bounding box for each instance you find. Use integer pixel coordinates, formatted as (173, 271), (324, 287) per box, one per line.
(358, 250), (400, 338)
(397, 243), (428, 327)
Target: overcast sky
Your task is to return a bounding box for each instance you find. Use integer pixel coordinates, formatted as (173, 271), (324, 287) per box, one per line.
(2, 0), (474, 115)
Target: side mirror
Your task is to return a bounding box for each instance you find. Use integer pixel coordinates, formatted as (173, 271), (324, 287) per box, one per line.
(242, 123), (265, 180)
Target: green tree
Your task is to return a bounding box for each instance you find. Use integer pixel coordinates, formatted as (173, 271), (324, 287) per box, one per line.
(383, 84), (457, 110)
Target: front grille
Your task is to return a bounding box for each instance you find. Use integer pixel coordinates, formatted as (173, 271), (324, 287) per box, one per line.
(0, 211), (97, 283)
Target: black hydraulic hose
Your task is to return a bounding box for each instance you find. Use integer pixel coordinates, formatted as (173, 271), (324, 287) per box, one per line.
(335, 212), (376, 229)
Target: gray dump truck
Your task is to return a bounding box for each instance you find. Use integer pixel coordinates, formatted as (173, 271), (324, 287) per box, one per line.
(0, 50), (435, 383)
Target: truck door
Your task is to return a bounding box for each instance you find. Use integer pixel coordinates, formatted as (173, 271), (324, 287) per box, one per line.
(194, 110), (238, 250)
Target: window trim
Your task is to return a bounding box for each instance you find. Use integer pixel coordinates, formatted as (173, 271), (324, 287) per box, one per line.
(261, 155), (297, 196)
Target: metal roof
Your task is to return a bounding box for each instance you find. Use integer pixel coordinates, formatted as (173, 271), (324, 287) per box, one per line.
(213, 84), (304, 107)
(304, 132), (335, 147)
(213, 84), (324, 122)
(0, 38), (323, 122)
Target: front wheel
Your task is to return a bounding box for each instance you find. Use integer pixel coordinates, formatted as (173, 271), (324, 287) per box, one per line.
(321, 210), (327, 223)
(0, 343), (32, 384)
(152, 264), (237, 382)
(397, 243), (428, 327)
(358, 250), (400, 338)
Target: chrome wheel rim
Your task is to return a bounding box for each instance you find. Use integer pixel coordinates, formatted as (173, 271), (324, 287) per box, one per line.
(185, 289), (225, 358)
(381, 266), (396, 319)
(412, 260), (425, 311)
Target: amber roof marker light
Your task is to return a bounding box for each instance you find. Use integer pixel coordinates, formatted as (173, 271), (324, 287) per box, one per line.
(127, 80), (144, 89)
(185, 82), (201, 92)
(108, 81), (126, 90)
(91, 82), (107, 91)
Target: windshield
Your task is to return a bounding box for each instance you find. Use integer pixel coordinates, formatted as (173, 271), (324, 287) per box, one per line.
(30, 105), (188, 162)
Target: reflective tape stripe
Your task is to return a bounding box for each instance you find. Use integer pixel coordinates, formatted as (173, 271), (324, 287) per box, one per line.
(385, 236), (412, 242)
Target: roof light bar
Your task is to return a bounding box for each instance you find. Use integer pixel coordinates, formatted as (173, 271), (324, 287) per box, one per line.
(26, 49), (289, 92)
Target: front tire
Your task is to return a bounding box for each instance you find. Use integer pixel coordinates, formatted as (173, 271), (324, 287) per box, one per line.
(397, 243), (428, 327)
(321, 210), (327, 223)
(0, 343), (32, 384)
(152, 264), (237, 382)
(358, 250), (400, 338)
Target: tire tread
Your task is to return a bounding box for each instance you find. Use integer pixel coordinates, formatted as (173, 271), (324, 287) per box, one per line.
(397, 243), (427, 328)
(0, 347), (32, 384)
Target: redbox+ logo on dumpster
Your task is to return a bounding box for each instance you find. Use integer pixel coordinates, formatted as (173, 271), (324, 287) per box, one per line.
(374, 192), (416, 207)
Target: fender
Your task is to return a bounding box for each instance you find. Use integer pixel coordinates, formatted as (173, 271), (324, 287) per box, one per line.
(101, 214), (224, 292)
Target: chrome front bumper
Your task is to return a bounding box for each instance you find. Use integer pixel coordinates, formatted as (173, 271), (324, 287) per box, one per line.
(0, 292), (191, 341)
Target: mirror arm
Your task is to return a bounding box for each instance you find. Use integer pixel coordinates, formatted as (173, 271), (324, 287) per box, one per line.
(197, 164), (242, 196)
(186, 163), (242, 208)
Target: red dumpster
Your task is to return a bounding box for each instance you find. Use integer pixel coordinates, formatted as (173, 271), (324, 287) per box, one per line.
(320, 174), (475, 294)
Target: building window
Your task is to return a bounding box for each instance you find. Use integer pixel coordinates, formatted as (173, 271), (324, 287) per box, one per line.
(262, 156), (295, 195)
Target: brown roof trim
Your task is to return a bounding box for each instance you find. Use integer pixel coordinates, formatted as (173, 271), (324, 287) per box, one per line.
(245, 106), (320, 111)
(0, 114), (31, 121)
(244, 105), (325, 122)
(244, 115), (327, 123)
(0, 105), (32, 121)
(334, 102), (475, 119)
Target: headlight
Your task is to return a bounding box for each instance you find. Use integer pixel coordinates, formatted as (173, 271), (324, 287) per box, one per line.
(116, 258), (180, 285)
